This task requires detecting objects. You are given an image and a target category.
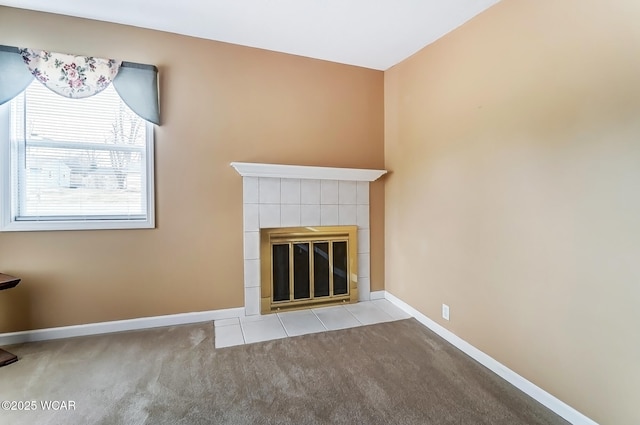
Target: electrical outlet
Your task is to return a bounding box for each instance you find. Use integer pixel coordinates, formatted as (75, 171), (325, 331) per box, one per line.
(442, 304), (450, 321)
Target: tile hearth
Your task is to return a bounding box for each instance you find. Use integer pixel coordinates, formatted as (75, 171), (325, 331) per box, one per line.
(214, 299), (411, 348)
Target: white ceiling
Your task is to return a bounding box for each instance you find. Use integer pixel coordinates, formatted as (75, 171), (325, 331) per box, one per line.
(0, 0), (500, 70)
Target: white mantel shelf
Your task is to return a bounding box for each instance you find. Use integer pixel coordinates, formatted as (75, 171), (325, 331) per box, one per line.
(230, 162), (387, 182)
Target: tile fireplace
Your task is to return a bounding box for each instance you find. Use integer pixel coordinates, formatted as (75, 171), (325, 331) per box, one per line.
(231, 162), (386, 316)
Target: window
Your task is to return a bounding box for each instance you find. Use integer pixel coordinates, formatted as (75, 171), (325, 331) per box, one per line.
(0, 80), (155, 231)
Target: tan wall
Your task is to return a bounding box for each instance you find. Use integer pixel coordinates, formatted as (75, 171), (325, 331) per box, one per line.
(0, 7), (385, 333)
(385, 0), (640, 424)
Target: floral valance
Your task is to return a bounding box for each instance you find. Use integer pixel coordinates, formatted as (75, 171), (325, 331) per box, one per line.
(21, 48), (121, 99)
(0, 45), (160, 125)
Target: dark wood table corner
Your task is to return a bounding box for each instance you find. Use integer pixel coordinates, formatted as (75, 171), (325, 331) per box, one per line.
(0, 273), (21, 367)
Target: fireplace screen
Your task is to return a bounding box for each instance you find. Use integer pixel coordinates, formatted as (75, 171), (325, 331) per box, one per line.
(261, 226), (358, 314)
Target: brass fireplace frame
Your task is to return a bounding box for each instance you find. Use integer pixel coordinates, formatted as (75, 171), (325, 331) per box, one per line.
(260, 226), (358, 314)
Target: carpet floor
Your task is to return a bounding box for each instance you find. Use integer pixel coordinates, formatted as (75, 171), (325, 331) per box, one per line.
(0, 318), (569, 425)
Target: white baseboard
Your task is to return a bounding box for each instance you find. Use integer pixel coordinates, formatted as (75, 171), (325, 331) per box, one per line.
(383, 291), (598, 425)
(0, 307), (245, 346)
(369, 290), (386, 300)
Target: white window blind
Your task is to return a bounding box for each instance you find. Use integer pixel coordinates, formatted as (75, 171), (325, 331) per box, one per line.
(1, 80), (155, 231)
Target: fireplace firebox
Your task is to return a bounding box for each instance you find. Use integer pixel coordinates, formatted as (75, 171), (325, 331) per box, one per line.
(260, 226), (358, 314)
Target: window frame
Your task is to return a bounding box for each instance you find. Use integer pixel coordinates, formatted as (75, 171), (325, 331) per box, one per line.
(0, 95), (156, 232)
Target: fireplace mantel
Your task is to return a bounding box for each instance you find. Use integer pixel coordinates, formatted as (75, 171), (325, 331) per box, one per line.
(230, 162), (387, 182)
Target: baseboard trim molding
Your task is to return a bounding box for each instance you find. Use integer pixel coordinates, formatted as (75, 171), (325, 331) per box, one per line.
(369, 290), (386, 300)
(383, 291), (598, 425)
(0, 307), (246, 346)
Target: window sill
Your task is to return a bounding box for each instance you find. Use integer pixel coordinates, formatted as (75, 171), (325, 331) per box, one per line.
(0, 218), (155, 232)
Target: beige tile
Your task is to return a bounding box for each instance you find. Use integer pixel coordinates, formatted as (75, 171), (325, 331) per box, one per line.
(356, 181), (369, 205)
(243, 203), (259, 232)
(320, 205), (339, 225)
(320, 180), (339, 204)
(313, 305), (361, 330)
(357, 229), (370, 254)
(281, 179), (301, 204)
(358, 277), (371, 302)
(281, 205), (301, 227)
(338, 204), (357, 225)
(243, 231), (260, 260)
(259, 204), (281, 228)
(259, 177), (281, 204)
(214, 318), (240, 327)
(338, 181), (358, 204)
(371, 299), (412, 320)
(242, 315), (287, 344)
(243, 177), (259, 204)
(215, 324), (245, 348)
(301, 205), (321, 226)
(301, 179), (321, 205)
(356, 205), (369, 228)
(278, 310), (326, 337)
(243, 259), (260, 288)
(345, 302), (393, 325)
(245, 287), (261, 316)
(358, 253), (370, 278)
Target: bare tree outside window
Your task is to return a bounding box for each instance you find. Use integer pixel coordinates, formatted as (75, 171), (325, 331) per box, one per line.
(106, 102), (144, 190)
